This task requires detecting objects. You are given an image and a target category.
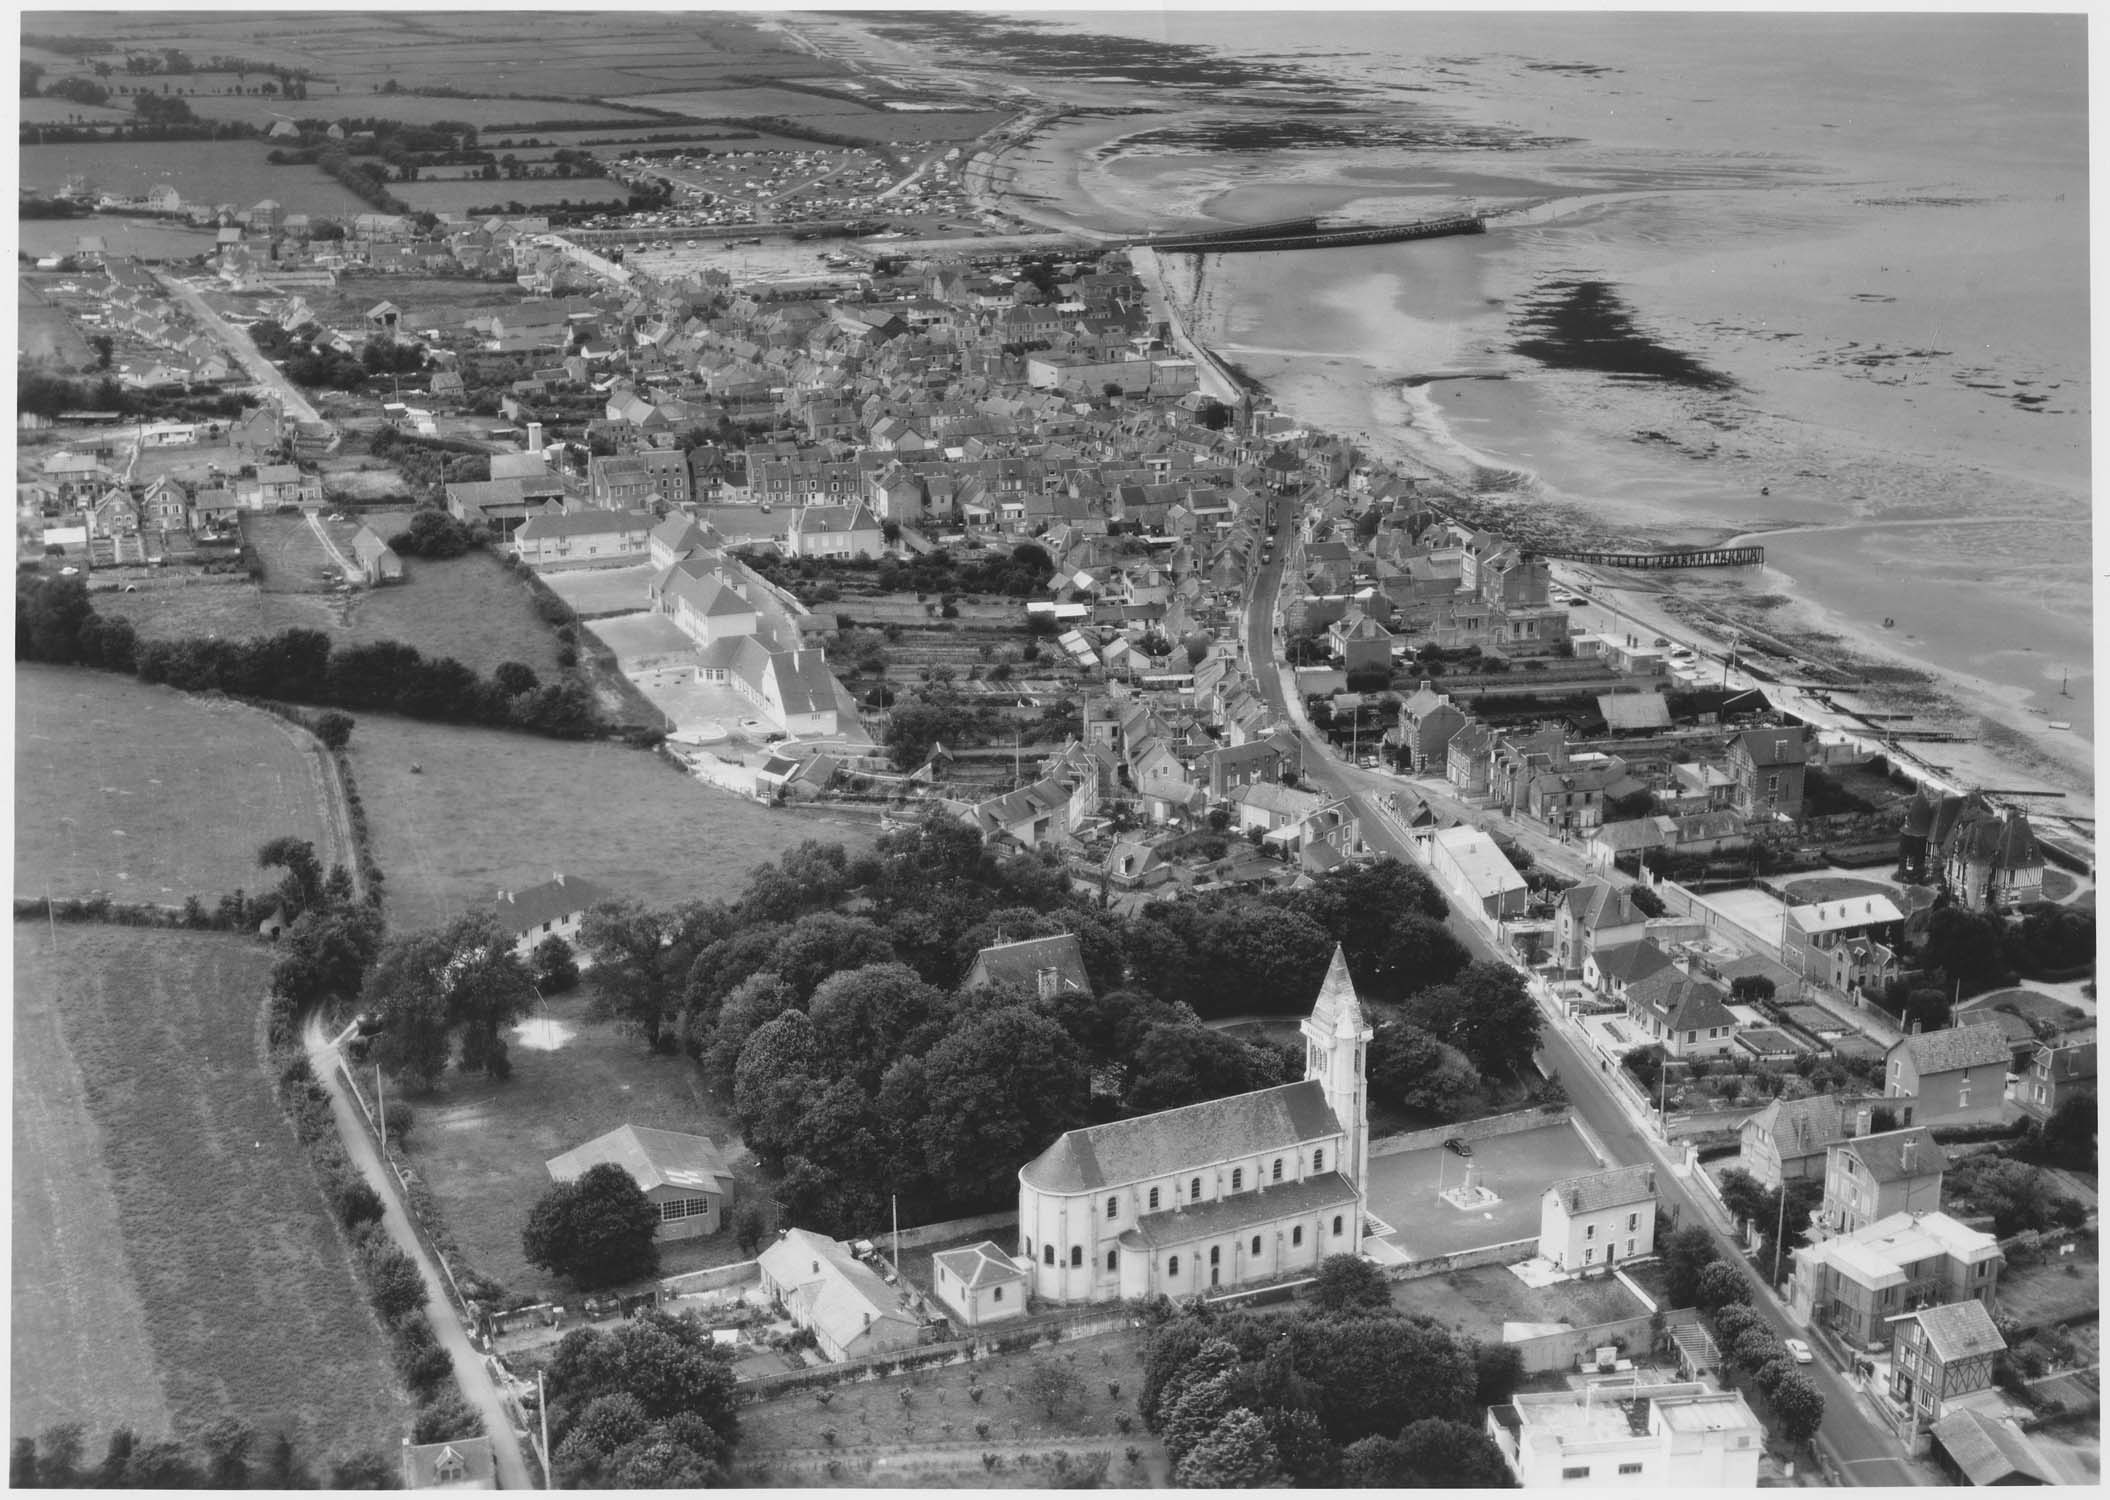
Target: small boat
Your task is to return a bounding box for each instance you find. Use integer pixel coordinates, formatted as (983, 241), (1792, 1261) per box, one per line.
(1881, 617), (1895, 628)
(2045, 721), (2071, 731)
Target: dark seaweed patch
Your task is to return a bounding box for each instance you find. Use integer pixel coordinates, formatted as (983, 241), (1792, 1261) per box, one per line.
(1510, 279), (1734, 391)
(849, 12), (1300, 89)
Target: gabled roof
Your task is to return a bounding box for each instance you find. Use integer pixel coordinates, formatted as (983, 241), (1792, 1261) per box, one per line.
(1548, 1163), (1656, 1214)
(1020, 1080), (1342, 1194)
(1746, 1092), (1874, 1158)
(1597, 692), (1673, 731)
(1894, 1023), (2012, 1076)
(516, 509), (652, 541)
(759, 1228), (917, 1350)
(1903, 1297), (2007, 1362)
(1593, 939), (1678, 988)
(546, 1124), (730, 1197)
(970, 932), (1092, 997)
(1734, 726), (1808, 768)
(1627, 967), (1740, 1033)
(1930, 1408), (2056, 1486)
(1836, 1126), (1948, 1183)
(491, 872), (614, 937)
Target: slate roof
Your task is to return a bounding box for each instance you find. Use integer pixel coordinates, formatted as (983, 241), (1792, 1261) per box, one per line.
(759, 1229), (918, 1352)
(492, 872), (614, 937)
(515, 509), (651, 541)
(1896, 1024), (2012, 1077)
(1549, 1163), (1657, 1214)
(1627, 967), (1739, 1034)
(970, 933), (1092, 997)
(933, 1241), (1026, 1290)
(1594, 939), (1678, 988)
(1908, 1297), (2007, 1362)
(546, 1124), (730, 1197)
(1930, 1409), (2056, 1486)
(1788, 895), (1906, 934)
(1117, 1173), (1358, 1250)
(1598, 693), (1673, 731)
(1746, 1093), (1874, 1159)
(1020, 1081), (1342, 1194)
(402, 1437), (496, 1489)
(1837, 1126), (1948, 1183)
(1735, 727), (1808, 767)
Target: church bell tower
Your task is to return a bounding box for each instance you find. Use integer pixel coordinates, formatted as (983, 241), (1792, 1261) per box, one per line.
(1300, 946), (1372, 1200)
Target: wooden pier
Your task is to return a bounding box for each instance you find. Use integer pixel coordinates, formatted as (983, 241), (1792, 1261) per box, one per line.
(1542, 545), (1766, 570)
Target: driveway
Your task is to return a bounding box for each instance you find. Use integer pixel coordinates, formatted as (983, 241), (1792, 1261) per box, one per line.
(304, 1016), (537, 1489)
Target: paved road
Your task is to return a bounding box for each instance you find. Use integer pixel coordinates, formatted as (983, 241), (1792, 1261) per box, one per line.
(154, 271), (326, 425)
(1240, 502), (1926, 1486)
(304, 1018), (538, 1489)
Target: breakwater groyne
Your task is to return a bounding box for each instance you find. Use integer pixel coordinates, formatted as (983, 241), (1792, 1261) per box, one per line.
(1138, 215), (1320, 249)
(1540, 545), (1766, 570)
(1145, 214), (1486, 255)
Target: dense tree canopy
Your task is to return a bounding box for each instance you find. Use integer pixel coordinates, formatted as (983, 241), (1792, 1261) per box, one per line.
(523, 1162), (662, 1291)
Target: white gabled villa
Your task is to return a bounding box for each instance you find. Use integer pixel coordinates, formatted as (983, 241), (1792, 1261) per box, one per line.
(1016, 947), (1372, 1304)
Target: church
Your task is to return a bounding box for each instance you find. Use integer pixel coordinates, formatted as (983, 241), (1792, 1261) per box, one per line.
(1017, 947), (1372, 1304)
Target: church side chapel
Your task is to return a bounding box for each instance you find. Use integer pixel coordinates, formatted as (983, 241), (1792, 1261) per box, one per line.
(1017, 946), (1372, 1304)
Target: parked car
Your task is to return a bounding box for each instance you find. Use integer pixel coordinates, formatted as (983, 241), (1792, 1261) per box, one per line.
(1784, 1338), (1814, 1365)
(1651, 636), (1670, 647)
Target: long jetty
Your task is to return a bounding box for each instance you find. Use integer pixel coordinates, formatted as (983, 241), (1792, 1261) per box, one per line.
(1138, 215), (1320, 249)
(1144, 214), (1485, 255)
(1541, 545), (1766, 569)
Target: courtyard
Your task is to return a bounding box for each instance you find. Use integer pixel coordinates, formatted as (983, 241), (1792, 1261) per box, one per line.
(539, 561), (658, 616)
(1364, 1120), (1607, 1263)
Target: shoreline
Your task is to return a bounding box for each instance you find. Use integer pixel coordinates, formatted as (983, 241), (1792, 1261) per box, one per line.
(1029, 112), (2097, 827)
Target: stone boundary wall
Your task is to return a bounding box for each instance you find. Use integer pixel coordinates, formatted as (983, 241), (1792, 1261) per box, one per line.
(1508, 1313), (1659, 1374)
(1371, 1105), (1572, 1158)
(661, 1259), (763, 1296)
(1385, 1236), (1539, 1281)
(739, 1308), (1136, 1400)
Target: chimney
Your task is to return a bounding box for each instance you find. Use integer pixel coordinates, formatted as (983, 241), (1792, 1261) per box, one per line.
(1037, 966), (1061, 1001)
(1854, 1107), (1871, 1138)
(528, 420), (544, 454)
(1900, 1137), (1915, 1173)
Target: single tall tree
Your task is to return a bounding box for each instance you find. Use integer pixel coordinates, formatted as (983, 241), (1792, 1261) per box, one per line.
(523, 1162), (661, 1289)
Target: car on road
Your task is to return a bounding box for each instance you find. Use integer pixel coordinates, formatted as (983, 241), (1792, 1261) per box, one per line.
(1669, 647), (1697, 662)
(1652, 636), (1670, 647)
(1784, 1338), (1814, 1365)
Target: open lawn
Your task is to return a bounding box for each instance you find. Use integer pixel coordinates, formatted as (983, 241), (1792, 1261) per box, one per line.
(343, 711), (871, 931)
(15, 664), (341, 902)
(20, 281), (96, 368)
(20, 140), (371, 217)
(395, 179), (641, 212)
(1385, 1262), (1649, 1337)
(12, 924), (406, 1457)
(732, 1327), (1169, 1488)
(1959, 989), (2093, 1038)
(1998, 1238), (2101, 1329)
(248, 512), (345, 593)
(95, 546), (567, 680)
(1365, 1120), (1606, 1262)
(540, 562), (658, 617)
(395, 994), (740, 1295)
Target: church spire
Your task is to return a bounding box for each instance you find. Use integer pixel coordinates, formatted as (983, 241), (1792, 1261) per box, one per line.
(1309, 944), (1364, 1037)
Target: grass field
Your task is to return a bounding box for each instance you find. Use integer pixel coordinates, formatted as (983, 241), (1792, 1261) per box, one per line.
(20, 140), (370, 217)
(733, 1328), (1170, 1488)
(1997, 1239), (2100, 1329)
(13, 927), (174, 1443)
(15, 664), (340, 902)
(397, 992), (743, 1294)
(248, 512), (345, 593)
(20, 280), (97, 367)
(393, 178), (639, 211)
(613, 89), (1008, 142)
(343, 710), (873, 931)
(12, 923), (407, 1457)
(1366, 1122), (1607, 1261)
(95, 546), (568, 680)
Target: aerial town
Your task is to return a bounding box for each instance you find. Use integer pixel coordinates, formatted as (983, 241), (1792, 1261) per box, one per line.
(13, 10), (2096, 1493)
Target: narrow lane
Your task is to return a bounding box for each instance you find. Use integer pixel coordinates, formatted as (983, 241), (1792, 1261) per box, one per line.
(304, 1018), (538, 1489)
(1239, 498), (1924, 1485)
(153, 270), (325, 425)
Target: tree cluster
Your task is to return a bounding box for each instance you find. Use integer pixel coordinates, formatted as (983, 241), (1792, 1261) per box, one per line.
(17, 575), (606, 740)
(387, 507), (484, 560)
(1137, 1266), (1518, 1487)
(362, 912), (539, 1091)
(543, 1312), (740, 1488)
(1660, 1226), (1825, 1444)
(524, 1162), (662, 1290)
(10, 1421), (393, 1491)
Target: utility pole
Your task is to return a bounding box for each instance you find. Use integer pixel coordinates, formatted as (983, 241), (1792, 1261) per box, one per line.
(1772, 1186), (1789, 1286)
(891, 1194), (900, 1278)
(538, 1370), (551, 1489)
(377, 1065), (386, 1153)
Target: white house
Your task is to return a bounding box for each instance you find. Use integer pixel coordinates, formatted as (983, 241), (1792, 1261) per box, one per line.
(1538, 1163), (1658, 1273)
(491, 873), (613, 963)
(1427, 825), (1531, 920)
(1487, 1382), (1763, 1488)
(757, 1228), (922, 1363)
(931, 1241), (1029, 1327)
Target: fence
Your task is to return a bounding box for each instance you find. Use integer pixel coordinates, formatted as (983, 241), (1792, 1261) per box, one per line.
(739, 1307), (1137, 1401)
(336, 1058), (474, 1317)
(1507, 1313), (1659, 1374)
(885, 1209), (1018, 1254)
(1370, 1105), (1573, 1158)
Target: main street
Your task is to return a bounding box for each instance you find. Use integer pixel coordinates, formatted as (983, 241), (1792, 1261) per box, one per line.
(154, 270), (326, 425)
(1239, 501), (1924, 1485)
